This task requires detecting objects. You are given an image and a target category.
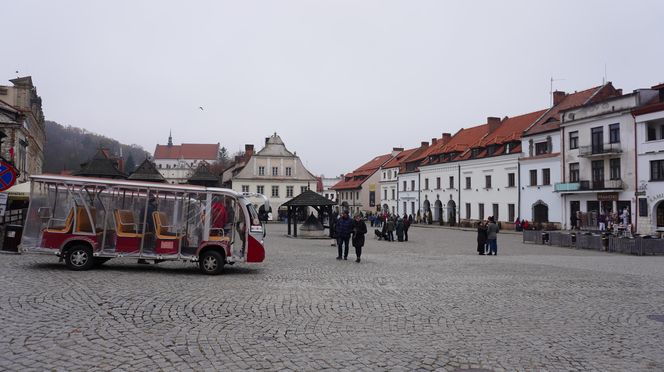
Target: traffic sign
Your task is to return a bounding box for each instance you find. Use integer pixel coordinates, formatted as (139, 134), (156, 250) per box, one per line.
(0, 161), (17, 192)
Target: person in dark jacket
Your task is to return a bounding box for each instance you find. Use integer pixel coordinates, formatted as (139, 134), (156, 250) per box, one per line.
(403, 213), (411, 241)
(352, 213), (367, 262)
(486, 216), (499, 255)
(396, 217), (404, 241)
(477, 221), (487, 255)
(336, 210), (353, 260)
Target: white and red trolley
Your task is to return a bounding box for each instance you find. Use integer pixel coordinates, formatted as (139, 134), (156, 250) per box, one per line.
(20, 175), (267, 275)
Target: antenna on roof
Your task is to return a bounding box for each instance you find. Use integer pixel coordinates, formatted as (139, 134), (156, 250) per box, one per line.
(603, 63), (607, 85)
(550, 76), (565, 106)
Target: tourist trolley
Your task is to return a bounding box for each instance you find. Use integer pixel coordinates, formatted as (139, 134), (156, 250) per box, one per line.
(20, 175), (267, 275)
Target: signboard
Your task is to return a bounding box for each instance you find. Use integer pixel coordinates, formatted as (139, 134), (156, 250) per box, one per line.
(0, 161), (17, 192)
(597, 193), (618, 202)
(0, 192), (7, 216)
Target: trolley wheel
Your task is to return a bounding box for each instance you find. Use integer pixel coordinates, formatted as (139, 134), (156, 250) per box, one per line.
(64, 245), (95, 271)
(199, 250), (225, 275)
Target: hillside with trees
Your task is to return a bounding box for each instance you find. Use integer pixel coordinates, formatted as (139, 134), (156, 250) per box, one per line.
(43, 120), (150, 174)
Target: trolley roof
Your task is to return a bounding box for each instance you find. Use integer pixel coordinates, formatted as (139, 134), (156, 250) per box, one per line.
(30, 174), (243, 197)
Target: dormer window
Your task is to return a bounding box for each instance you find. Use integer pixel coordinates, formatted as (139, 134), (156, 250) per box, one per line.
(535, 141), (549, 155)
(486, 146), (496, 156)
(471, 148), (481, 158)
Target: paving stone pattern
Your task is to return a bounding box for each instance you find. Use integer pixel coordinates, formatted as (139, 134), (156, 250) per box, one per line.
(1, 224), (664, 371)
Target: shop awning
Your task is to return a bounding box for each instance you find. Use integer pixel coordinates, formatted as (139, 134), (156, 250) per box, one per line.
(5, 181), (30, 199)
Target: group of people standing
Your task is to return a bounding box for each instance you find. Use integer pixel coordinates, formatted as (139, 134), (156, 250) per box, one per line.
(476, 216), (500, 255)
(372, 213), (412, 242)
(570, 207), (631, 232)
(335, 210), (367, 263)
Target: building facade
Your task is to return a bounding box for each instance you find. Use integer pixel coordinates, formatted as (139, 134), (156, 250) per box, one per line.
(632, 83), (664, 234)
(379, 147), (409, 215)
(519, 84), (621, 227)
(557, 88), (658, 230)
(230, 133), (317, 220)
(153, 133), (220, 184)
(396, 140), (436, 217)
(332, 152), (395, 215)
(0, 76), (45, 183)
(318, 176), (340, 203)
(419, 125), (489, 224)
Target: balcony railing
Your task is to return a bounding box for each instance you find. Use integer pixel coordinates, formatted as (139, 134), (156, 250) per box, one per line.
(578, 143), (622, 157)
(554, 179), (623, 192)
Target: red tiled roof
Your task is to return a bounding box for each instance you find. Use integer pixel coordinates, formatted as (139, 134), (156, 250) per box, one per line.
(399, 143), (433, 173)
(481, 110), (547, 146)
(154, 143), (220, 160)
(332, 153), (393, 190)
(524, 83), (620, 136)
(382, 147), (418, 169)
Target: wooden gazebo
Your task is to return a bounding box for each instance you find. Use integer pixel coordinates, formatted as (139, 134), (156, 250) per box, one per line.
(280, 190), (336, 238)
(74, 149), (126, 179)
(188, 162), (220, 187)
(128, 158), (166, 183)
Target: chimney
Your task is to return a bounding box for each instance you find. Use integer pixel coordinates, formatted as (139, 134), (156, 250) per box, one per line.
(616, 88), (623, 96)
(244, 144), (254, 158)
(553, 90), (566, 106)
(420, 141), (429, 147)
(431, 138), (437, 145)
(442, 133), (452, 142)
(487, 117), (501, 133)
(265, 137), (270, 145)
(391, 147), (404, 156)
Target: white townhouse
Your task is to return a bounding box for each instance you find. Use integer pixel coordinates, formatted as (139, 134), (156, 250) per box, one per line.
(230, 133), (317, 220)
(379, 147), (411, 215)
(396, 139), (438, 217)
(519, 84), (620, 228)
(419, 125), (489, 224)
(633, 83), (664, 234)
(557, 88), (658, 230)
(458, 113), (545, 226)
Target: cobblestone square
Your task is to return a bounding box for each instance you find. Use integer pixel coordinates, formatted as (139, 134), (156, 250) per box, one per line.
(1, 224), (663, 371)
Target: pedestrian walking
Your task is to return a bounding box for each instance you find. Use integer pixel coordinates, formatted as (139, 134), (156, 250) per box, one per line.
(477, 221), (487, 255)
(486, 216), (499, 255)
(352, 213), (367, 262)
(335, 210), (353, 260)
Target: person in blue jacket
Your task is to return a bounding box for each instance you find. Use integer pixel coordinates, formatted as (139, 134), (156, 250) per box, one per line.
(336, 210), (353, 260)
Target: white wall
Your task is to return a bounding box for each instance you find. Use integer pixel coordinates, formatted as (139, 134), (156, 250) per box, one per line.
(635, 110), (664, 234)
(519, 132), (563, 224)
(398, 172), (420, 217)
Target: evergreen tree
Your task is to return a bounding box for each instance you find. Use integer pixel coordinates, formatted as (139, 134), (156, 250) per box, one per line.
(124, 154), (136, 174)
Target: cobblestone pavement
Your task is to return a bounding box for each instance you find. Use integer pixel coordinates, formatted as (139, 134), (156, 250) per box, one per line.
(2, 224), (664, 371)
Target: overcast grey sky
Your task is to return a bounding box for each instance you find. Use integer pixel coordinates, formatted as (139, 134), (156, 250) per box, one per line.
(3, 0), (663, 176)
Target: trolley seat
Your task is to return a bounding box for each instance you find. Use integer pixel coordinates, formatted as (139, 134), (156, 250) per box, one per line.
(114, 209), (143, 238)
(45, 208), (74, 233)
